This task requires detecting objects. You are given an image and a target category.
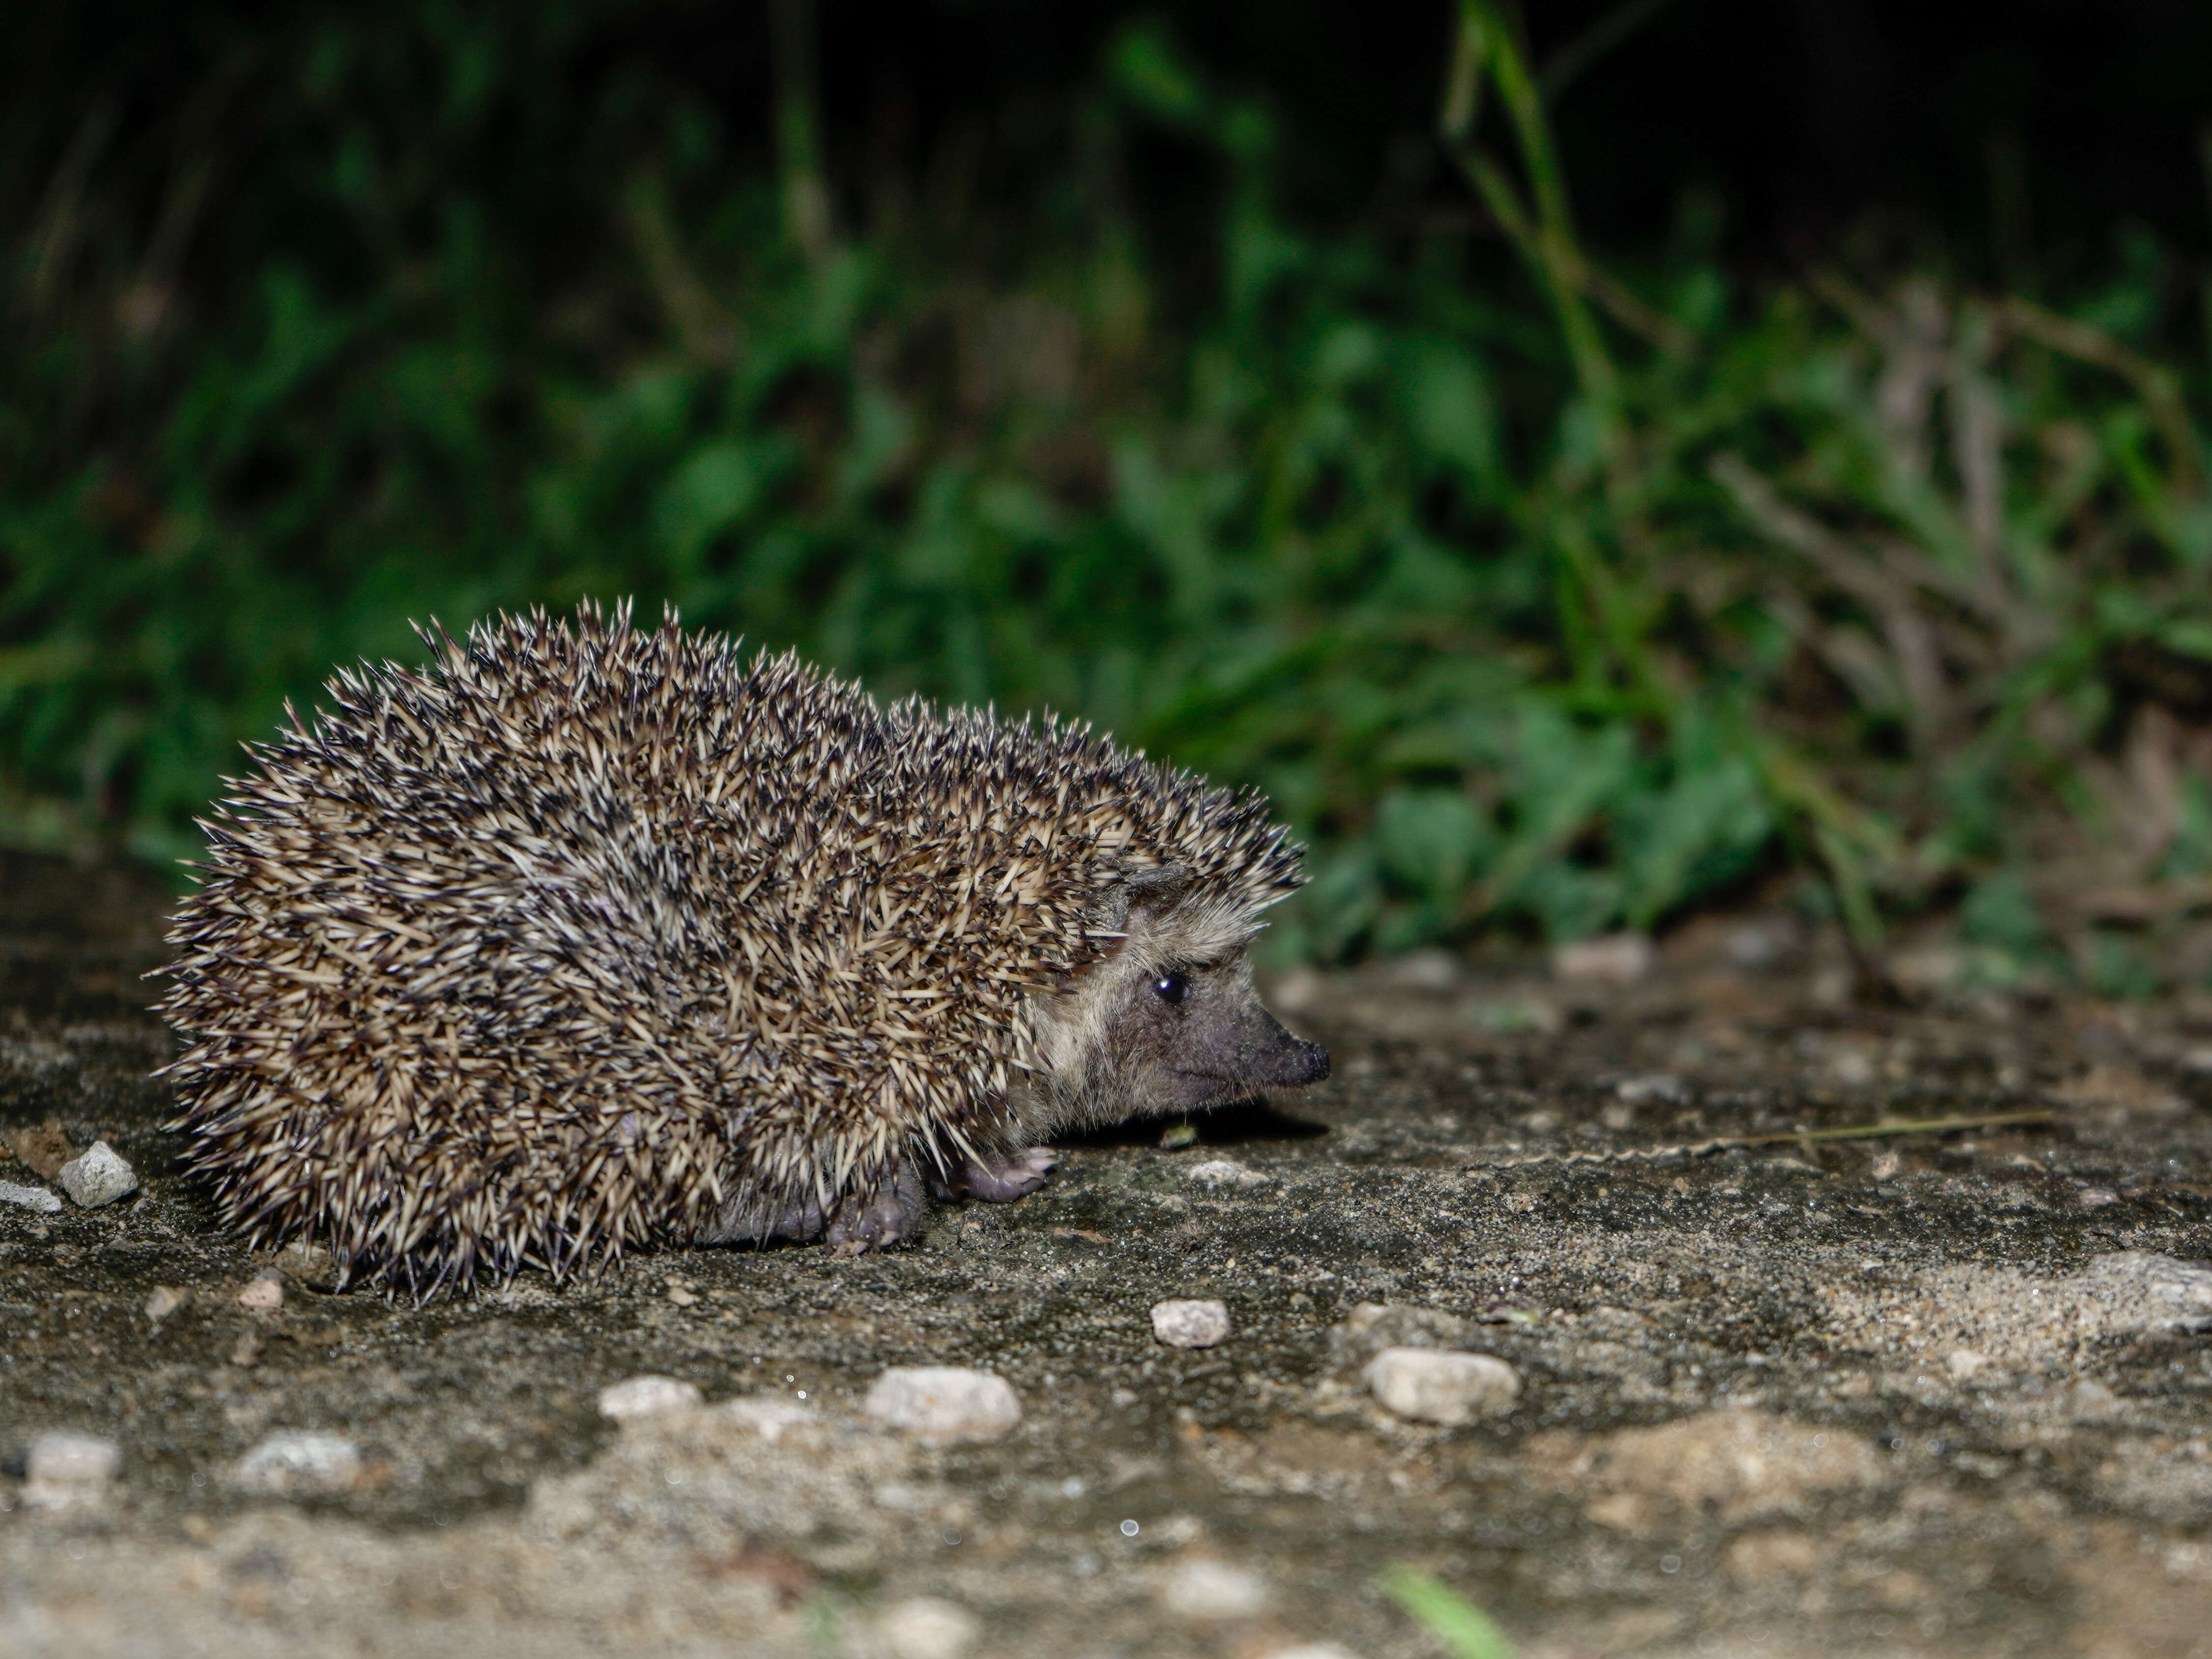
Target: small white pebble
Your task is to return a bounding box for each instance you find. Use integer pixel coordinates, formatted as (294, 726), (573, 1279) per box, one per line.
(25, 1430), (120, 1509)
(2068, 1378), (2125, 1422)
(1364, 1347), (1521, 1426)
(237, 1272), (284, 1313)
(1152, 1299), (1232, 1348)
(665, 1284), (697, 1306)
(876, 1596), (981, 1659)
(1947, 1347), (1988, 1381)
(596, 1374), (704, 1420)
(716, 1396), (815, 1443)
(1829, 1048), (1877, 1087)
(144, 1286), (188, 1321)
(864, 1366), (1021, 1442)
(1377, 947), (1460, 992)
(1551, 931), (1653, 985)
(0, 1178), (61, 1213)
(229, 1430), (362, 1495)
(1185, 1160), (1265, 1189)
(56, 1141), (138, 1208)
(1159, 1558), (1272, 1619)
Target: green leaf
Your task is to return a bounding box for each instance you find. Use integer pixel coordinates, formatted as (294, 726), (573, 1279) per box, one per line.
(1377, 786), (1492, 906)
(1108, 25), (1207, 125)
(1399, 337), (1502, 492)
(654, 440), (780, 574)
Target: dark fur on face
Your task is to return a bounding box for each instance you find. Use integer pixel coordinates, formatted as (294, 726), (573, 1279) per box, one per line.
(1007, 862), (1328, 1139)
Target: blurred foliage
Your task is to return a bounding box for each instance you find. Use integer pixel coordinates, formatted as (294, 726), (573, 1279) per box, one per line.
(3, 0), (2211, 977)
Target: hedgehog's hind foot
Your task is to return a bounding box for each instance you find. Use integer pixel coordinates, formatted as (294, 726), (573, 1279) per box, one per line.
(696, 1160), (927, 1252)
(694, 1192), (821, 1245)
(824, 1160), (926, 1256)
(931, 1146), (1057, 1203)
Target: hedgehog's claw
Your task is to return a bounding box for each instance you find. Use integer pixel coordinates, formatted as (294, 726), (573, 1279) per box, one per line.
(931, 1146), (1057, 1203)
(824, 1160), (925, 1255)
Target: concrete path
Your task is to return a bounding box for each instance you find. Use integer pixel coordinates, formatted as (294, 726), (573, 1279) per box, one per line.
(2, 852), (2209, 1657)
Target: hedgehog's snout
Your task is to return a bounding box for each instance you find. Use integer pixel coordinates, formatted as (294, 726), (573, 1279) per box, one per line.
(1264, 1027), (1331, 1087)
(1242, 1006), (1328, 1088)
(1180, 989), (1329, 1097)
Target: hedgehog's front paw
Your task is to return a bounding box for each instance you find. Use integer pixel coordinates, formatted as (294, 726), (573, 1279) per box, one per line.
(933, 1146), (1057, 1203)
(824, 1161), (925, 1256)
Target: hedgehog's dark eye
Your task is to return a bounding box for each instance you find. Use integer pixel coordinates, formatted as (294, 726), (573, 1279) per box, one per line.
(1152, 972), (1189, 1006)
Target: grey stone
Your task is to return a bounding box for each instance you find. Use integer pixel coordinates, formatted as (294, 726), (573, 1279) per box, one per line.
(1327, 1302), (1473, 1372)
(1552, 931), (1653, 984)
(1158, 1558), (1271, 1619)
(143, 1286), (188, 1321)
(1185, 1159), (1265, 1189)
(864, 1366), (1021, 1442)
(0, 1178), (61, 1213)
(1364, 1347), (1522, 1426)
(56, 1141), (137, 1208)
(1151, 1299), (1232, 1348)
(597, 1374), (705, 1420)
(2083, 1251), (2212, 1333)
(229, 1430), (363, 1495)
(1614, 1073), (1688, 1105)
(875, 1596), (981, 1659)
(25, 1430), (120, 1508)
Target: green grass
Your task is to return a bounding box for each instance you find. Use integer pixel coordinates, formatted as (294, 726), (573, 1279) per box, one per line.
(1385, 1564), (1516, 1659)
(4, 3), (2209, 976)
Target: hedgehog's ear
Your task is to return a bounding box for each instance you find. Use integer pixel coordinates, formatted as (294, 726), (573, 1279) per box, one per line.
(1122, 862), (1191, 912)
(1106, 862), (1191, 940)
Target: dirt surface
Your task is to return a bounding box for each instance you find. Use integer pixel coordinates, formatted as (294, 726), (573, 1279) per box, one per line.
(3, 851), (2211, 1659)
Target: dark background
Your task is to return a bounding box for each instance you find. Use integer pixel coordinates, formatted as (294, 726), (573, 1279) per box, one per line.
(12, 0), (2210, 285)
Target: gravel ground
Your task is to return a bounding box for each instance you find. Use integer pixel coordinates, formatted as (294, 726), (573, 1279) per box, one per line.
(2, 850), (2211, 1658)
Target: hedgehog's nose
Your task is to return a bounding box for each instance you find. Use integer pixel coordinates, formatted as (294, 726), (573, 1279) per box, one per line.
(1249, 1014), (1328, 1088)
(1272, 1035), (1330, 1087)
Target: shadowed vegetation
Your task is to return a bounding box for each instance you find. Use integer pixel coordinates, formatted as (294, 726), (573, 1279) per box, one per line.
(3, 0), (2210, 985)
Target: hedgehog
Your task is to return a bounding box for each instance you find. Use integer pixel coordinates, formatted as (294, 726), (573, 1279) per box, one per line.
(156, 601), (1328, 1294)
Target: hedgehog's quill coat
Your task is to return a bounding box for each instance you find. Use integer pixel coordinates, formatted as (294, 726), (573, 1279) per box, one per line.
(158, 603), (1319, 1293)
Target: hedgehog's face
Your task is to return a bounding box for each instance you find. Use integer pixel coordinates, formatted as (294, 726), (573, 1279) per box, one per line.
(1103, 947), (1330, 1116)
(1020, 866), (1329, 1132)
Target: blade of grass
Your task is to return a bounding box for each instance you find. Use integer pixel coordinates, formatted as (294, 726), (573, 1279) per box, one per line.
(1471, 1111), (2060, 1172)
(1438, 2), (1620, 425)
(1382, 1566), (1516, 1659)
(768, 0), (835, 266)
(1538, 0), (1678, 101)
(1739, 1109), (2056, 1146)
(1996, 297), (2203, 494)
